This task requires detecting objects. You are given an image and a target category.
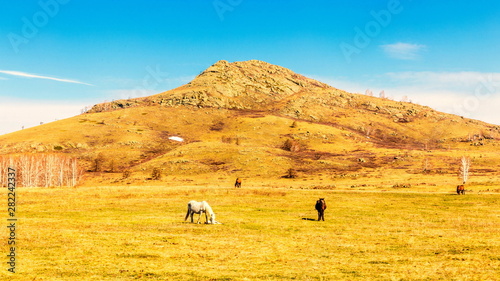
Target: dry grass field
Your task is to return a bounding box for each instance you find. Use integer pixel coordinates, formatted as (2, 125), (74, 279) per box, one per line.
(1, 184), (499, 280)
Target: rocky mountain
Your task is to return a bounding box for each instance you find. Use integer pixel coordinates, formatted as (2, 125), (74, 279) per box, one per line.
(1, 60), (499, 185)
(90, 60), (332, 112)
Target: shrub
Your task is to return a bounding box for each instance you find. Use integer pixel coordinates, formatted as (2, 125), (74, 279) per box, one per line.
(151, 168), (162, 180)
(283, 168), (298, 178)
(210, 121), (225, 131)
(221, 136), (241, 145)
(93, 153), (106, 172)
(282, 139), (301, 152)
(122, 170), (132, 179)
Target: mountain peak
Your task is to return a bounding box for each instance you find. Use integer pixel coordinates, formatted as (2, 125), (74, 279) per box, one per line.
(177, 60), (332, 108)
(191, 59), (328, 87)
(89, 60), (335, 113)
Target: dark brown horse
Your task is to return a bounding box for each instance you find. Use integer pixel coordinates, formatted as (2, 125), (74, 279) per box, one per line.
(234, 178), (242, 188)
(315, 198), (327, 221)
(456, 184), (465, 195)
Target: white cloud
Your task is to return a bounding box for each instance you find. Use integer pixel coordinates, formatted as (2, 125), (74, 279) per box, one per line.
(380, 42), (426, 60)
(385, 71), (500, 90)
(103, 75), (196, 101)
(106, 89), (159, 100)
(311, 71), (500, 125)
(384, 86), (500, 125)
(382, 71), (500, 125)
(0, 70), (93, 86)
(0, 99), (87, 135)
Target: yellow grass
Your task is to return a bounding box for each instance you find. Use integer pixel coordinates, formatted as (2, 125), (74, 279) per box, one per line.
(1, 102), (499, 181)
(1, 185), (499, 280)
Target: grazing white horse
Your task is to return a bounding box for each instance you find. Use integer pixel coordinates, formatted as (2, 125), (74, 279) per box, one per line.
(184, 200), (220, 224)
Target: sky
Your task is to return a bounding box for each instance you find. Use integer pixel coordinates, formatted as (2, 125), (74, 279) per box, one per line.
(0, 0), (499, 134)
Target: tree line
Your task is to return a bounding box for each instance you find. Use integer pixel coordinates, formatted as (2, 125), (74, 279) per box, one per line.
(0, 154), (82, 187)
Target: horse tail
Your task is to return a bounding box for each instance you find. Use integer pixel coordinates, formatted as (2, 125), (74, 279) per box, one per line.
(185, 202), (191, 221)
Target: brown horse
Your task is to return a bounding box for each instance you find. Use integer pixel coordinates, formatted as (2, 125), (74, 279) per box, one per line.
(234, 178), (242, 188)
(456, 184), (465, 195)
(315, 198), (327, 221)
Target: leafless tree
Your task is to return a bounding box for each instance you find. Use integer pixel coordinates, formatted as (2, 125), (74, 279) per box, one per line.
(459, 156), (471, 184)
(0, 154), (81, 187)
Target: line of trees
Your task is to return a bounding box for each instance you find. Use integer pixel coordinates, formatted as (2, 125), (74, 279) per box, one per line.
(0, 154), (82, 187)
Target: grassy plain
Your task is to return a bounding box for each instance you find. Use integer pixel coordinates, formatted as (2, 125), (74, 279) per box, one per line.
(1, 184), (499, 280)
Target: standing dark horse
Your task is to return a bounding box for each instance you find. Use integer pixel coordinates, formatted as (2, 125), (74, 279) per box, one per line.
(234, 178), (242, 188)
(456, 184), (465, 195)
(315, 198), (327, 221)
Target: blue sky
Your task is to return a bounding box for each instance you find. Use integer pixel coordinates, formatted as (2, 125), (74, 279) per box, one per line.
(1, 0), (499, 134)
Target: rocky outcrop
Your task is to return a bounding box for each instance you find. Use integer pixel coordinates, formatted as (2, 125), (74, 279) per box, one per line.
(89, 60), (333, 113)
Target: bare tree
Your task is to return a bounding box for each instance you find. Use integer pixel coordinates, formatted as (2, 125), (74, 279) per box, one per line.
(422, 158), (430, 173)
(1, 154), (81, 187)
(0, 157), (5, 185)
(459, 156), (471, 184)
(69, 158), (81, 187)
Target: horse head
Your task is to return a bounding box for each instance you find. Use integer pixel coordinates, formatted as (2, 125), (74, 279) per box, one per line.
(209, 212), (216, 224)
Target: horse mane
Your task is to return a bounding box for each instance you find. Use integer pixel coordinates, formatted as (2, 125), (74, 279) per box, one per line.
(203, 201), (214, 215)
(202, 201), (216, 223)
(315, 198), (326, 210)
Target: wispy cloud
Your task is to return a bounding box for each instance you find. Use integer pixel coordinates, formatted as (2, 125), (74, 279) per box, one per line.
(0, 70), (93, 86)
(0, 98), (87, 135)
(385, 71), (500, 90)
(380, 42), (426, 60)
(311, 71), (500, 125)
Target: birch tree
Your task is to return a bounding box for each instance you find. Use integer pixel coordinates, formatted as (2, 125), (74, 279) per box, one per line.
(459, 156), (471, 184)
(1, 154), (81, 187)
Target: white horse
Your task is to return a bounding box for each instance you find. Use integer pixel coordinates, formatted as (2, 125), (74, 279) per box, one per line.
(184, 200), (220, 224)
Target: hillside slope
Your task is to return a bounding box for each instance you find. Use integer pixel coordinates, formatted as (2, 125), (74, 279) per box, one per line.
(1, 60), (499, 187)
